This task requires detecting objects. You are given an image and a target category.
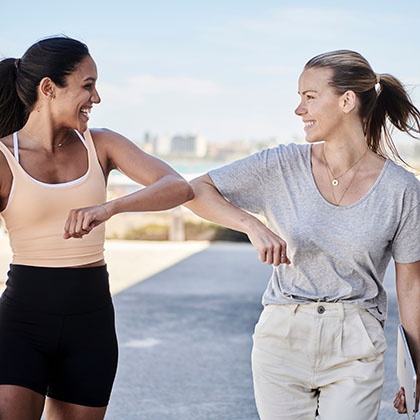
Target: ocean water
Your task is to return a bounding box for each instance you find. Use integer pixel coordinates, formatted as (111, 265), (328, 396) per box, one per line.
(167, 160), (226, 176)
(109, 159), (226, 187)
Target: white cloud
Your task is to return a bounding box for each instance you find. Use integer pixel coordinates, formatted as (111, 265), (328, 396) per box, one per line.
(97, 74), (223, 105)
(129, 75), (223, 96)
(248, 65), (293, 75)
(85, 3), (420, 145)
(202, 6), (353, 50)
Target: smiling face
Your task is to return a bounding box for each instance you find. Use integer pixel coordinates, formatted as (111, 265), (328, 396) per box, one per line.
(294, 67), (346, 144)
(50, 55), (101, 133)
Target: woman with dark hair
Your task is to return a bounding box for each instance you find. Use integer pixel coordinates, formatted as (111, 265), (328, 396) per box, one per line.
(186, 50), (420, 419)
(0, 36), (193, 419)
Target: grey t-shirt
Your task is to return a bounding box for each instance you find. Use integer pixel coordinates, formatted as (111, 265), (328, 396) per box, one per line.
(208, 143), (420, 322)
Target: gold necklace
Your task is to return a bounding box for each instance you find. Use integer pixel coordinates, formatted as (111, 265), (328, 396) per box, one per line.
(54, 132), (72, 148)
(323, 148), (368, 206)
(55, 139), (67, 147)
(21, 128), (71, 148)
(323, 146), (368, 187)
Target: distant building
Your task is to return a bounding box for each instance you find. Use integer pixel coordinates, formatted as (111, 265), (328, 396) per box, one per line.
(141, 131), (154, 154)
(143, 130), (284, 161)
(154, 134), (172, 156)
(168, 134), (208, 158)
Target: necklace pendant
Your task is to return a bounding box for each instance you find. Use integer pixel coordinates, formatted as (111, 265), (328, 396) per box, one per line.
(332, 179), (339, 187)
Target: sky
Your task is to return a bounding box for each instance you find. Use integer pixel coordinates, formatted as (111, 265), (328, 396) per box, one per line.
(1, 0), (420, 148)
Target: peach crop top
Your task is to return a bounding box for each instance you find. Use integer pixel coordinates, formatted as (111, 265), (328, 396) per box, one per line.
(0, 130), (106, 267)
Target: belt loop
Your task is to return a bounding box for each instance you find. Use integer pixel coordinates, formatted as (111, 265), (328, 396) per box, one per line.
(290, 304), (299, 315)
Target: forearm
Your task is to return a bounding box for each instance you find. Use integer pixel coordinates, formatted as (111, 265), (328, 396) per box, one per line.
(185, 174), (290, 266)
(396, 262), (420, 373)
(185, 175), (263, 235)
(393, 263), (420, 414)
(104, 175), (193, 216)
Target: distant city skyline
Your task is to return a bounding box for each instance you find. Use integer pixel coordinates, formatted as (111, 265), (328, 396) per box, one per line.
(1, 1), (420, 148)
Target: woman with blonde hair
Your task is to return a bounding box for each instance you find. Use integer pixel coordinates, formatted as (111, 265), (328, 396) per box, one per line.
(186, 50), (420, 419)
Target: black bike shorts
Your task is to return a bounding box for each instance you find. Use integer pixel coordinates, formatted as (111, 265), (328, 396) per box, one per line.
(0, 264), (118, 407)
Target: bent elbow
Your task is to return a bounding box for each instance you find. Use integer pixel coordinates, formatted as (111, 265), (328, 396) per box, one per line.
(171, 176), (194, 204)
(183, 181), (195, 202)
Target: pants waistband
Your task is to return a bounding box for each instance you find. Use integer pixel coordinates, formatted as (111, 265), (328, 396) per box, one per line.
(271, 302), (364, 319)
(2, 264), (112, 314)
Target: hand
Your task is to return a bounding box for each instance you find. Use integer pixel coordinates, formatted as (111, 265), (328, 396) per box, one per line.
(63, 204), (110, 239)
(394, 387), (407, 414)
(393, 386), (419, 414)
(247, 223), (291, 266)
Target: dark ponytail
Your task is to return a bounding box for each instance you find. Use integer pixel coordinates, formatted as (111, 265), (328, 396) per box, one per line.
(0, 58), (26, 137)
(0, 36), (90, 138)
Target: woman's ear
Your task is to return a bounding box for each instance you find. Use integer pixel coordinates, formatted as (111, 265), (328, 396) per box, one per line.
(39, 77), (56, 100)
(340, 90), (357, 114)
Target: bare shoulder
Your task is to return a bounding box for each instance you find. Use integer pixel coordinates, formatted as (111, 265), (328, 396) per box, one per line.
(89, 127), (146, 157)
(88, 128), (147, 174)
(89, 128), (133, 145)
(0, 136), (14, 210)
(0, 134), (14, 150)
(0, 134), (14, 164)
(0, 148), (12, 183)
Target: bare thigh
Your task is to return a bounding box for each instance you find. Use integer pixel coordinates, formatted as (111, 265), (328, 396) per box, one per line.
(0, 385), (45, 420)
(44, 398), (107, 420)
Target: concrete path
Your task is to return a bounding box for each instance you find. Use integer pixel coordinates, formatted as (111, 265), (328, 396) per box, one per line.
(105, 242), (400, 420)
(0, 237), (402, 419)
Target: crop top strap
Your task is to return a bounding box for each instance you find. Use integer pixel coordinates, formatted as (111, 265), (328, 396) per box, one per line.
(79, 129), (101, 172)
(75, 130), (88, 147)
(13, 132), (19, 162)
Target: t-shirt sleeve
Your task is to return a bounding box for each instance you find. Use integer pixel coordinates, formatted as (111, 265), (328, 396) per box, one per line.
(208, 149), (270, 215)
(392, 201), (420, 264)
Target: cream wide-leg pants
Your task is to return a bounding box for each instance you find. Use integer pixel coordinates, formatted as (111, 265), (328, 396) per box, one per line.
(251, 302), (386, 420)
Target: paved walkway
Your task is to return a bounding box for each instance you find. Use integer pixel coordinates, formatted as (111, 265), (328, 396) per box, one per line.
(0, 237), (401, 419)
(106, 241), (399, 419)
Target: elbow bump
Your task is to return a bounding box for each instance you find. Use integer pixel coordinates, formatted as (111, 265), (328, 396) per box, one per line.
(177, 179), (194, 201)
(186, 184), (195, 201)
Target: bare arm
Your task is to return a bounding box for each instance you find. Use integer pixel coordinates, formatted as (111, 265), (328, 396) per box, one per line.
(64, 129), (193, 238)
(185, 174), (290, 266)
(394, 260), (420, 414)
